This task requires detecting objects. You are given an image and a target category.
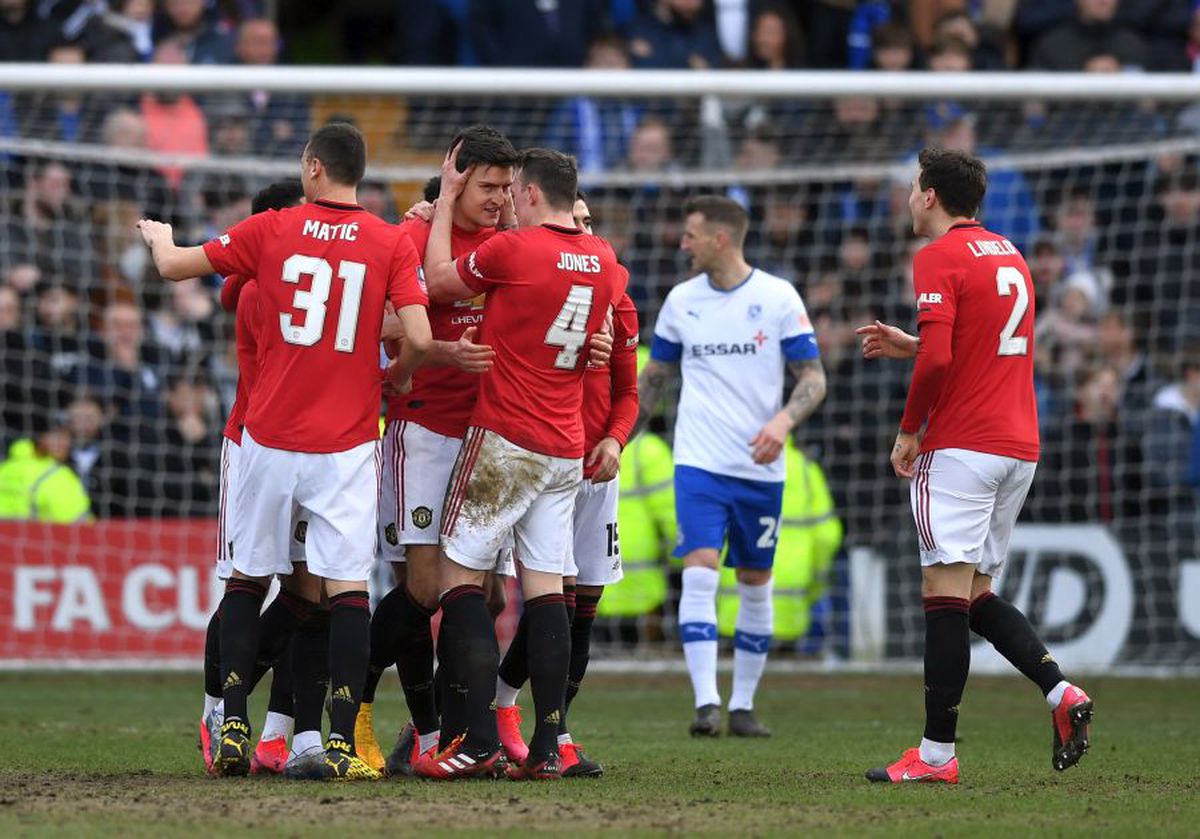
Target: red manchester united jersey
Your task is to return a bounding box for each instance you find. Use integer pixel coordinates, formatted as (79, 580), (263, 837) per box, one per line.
(906, 222), (1039, 461)
(581, 289), (640, 478)
(204, 200), (428, 453)
(456, 224), (628, 459)
(387, 217), (496, 438)
(219, 275), (261, 445)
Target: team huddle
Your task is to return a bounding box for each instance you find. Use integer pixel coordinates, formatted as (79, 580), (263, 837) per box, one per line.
(137, 122), (1094, 785)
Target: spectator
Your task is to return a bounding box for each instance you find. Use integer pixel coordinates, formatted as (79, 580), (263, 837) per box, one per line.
(141, 374), (220, 516)
(394, 0), (466, 66)
(1144, 351), (1200, 513)
(140, 39), (209, 191)
(89, 108), (175, 224)
(1095, 309), (1158, 412)
(926, 34), (973, 72)
(469, 0), (608, 67)
(0, 0), (56, 62)
(205, 98), (252, 156)
(65, 392), (137, 517)
(29, 280), (85, 381)
(147, 277), (216, 364)
(1034, 275), (1097, 381)
(0, 283), (32, 442)
(1028, 237), (1067, 304)
(68, 0), (144, 63)
(1038, 363), (1143, 522)
(746, 4), (805, 69)
(626, 115), (676, 174)
(358, 180), (397, 223)
(97, 0), (155, 62)
(845, 0), (891, 70)
(0, 160), (93, 284)
(805, 0), (856, 68)
(542, 35), (642, 173)
(0, 420), (91, 522)
(18, 41), (109, 144)
(870, 20), (914, 71)
(229, 17), (309, 157)
(72, 300), (166, 440)
(627, 0), (724, 69)
(1029, 0), (1147, 71)
(1053, 188), (1103, 276)
(155, 0), (232, 64)
(931, 9), (1008, 70)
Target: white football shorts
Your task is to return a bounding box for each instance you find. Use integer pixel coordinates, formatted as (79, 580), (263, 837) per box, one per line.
(565, 477), (623, 586)
(378, 419), (465, 562)
(910, 447), (1037, 578)
(441, 427), (582, 576)
(216, 436), (306, 580)
(232, 430), (379, 583)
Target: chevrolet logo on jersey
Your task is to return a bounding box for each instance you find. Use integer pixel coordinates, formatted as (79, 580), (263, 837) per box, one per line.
(690, 343), (758, 357)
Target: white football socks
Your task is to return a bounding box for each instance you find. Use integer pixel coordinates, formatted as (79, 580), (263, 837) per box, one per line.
(919, 737), (955, 766)
(418, 730), (439, 755)
(679, 566), (721, 708)
(1046, 680), (1070, 708)
(495, 677), (521, 709)
(729, 580), (773, 712)
(260, 711), (294, 742)
(203, 694), (220, 720)
(557, 732), (573, 747)
(290, 729), (322, 756)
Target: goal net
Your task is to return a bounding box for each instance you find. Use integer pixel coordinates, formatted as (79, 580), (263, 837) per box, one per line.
(1, 66), (1197, 673)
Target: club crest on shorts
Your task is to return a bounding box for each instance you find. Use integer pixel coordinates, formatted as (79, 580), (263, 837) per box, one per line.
(411, 506), (433, 529)
(293, 520), (308, 544)
(748, 304), (762, 321)
(385, 523), (399, 545)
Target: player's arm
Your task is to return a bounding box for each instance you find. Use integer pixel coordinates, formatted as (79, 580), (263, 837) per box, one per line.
(588, 302), (641, 483)
(137, 219), (214, 281)
(856, 320), (919, 360)
(632, 357), (677, 439)
(423, 143), (481, 303)
(384, 304), (432, 392)
(750, 358), (827, 465)
(425, 329), (495, 372)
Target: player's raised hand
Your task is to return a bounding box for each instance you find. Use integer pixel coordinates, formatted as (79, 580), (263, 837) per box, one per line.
(890, 430), (920, 479)
(586, 436), (622, 483)
(449, 326), (496, 373)
(588, 329), (614, 367)
(750, 412), (791, 465)
(136, 218), (173, 248)
(403, 200), (435, 222)
(857, 320), (919, 360)
(440, 140), (472, 199)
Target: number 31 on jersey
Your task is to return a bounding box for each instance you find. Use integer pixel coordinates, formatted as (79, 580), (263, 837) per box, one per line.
(280, 254), (366, 353)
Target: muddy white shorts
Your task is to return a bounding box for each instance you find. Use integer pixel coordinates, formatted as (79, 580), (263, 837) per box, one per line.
(565, 477), (623, 586)
(216, 436), (306, 580)
(232, 430), (380, 583)
(910, 447), (1037, 578)
(378, 419), (465, 562)
(441, 427), (582, 576)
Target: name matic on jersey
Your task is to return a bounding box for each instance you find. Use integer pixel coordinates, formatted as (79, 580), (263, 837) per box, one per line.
(302, 220), (359, 241)
(966, 239), (1018, 257)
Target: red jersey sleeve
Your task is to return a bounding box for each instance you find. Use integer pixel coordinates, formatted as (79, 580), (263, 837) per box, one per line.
(606, 292), (640, 447)
(203, 211), (272, 280)
(456, 232), (516, 294)
(900, 320), (953, 434)
(219, 274), (249, 313)
(388, 233), (430, 310)
(913, 247), (958, 327)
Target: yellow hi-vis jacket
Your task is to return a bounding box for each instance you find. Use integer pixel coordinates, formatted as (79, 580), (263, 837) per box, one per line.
(0, 440), (92, 523)
(717, 439), (842, 642)
(597, 430), (675, 618)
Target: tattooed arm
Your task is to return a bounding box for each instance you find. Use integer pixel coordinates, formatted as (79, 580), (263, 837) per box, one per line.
(631, 358), (678, 439)
(750, 358), (827, 464)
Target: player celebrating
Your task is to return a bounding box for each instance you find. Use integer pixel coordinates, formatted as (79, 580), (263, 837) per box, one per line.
(636, 195), (826, 738)
(139, 122), (432, 780)
(859, 147), (1093, 785)
(420, 147), (628, 780)
(356, 125), (517, 773)
(493, 191), (639, 777)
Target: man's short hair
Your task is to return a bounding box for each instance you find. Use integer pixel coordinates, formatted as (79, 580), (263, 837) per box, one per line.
(305, 122), (366, 187)
(918, 147), (987, 219)
(251, 179), (304, 214)
(451, 124), (518, 172)
(422, 175), (442, 203)
(684, 194), (750, 247)
(516, 148), (578, 211)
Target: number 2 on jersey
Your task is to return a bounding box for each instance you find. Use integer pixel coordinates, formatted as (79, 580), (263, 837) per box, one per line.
(995, 265), (1029, 357)
(279, 254), (366, 353)
(545, 284), (595, 369)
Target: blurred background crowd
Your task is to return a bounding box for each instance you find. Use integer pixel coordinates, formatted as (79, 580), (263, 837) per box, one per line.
(1, 1), (1198, 650)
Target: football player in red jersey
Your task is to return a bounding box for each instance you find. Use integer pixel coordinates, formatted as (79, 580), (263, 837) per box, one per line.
(357, 125), (517, 774)
(138, 123), (431, 780)
(858, 148), (1092, 784)
(493, 191), (639, 777)
(417, 147), (628, 780)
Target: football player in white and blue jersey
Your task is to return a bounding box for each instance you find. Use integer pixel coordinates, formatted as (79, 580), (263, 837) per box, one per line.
(636, 195), (827, 738)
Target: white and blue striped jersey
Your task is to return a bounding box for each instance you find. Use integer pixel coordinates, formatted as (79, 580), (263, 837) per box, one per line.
(650, 268), (819, 482)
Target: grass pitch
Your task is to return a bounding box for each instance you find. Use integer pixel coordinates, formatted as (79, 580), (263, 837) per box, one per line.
(0, 671), (1196, 837)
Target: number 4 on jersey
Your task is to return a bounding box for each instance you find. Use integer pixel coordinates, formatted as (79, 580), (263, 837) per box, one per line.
(545, 284), (595, 369)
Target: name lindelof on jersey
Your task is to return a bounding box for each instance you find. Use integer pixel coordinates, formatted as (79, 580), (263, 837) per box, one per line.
(555, 252), (601, 273)
(966, 239), (1018, 258)
(302, 219), (359, 242)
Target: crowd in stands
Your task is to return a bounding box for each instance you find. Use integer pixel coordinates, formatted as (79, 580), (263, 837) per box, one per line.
(0, 0), (1197, 548)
